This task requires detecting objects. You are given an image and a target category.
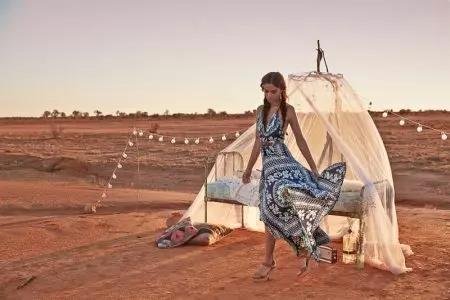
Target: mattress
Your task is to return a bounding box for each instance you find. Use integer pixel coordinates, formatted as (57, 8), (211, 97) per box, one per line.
(206, 177), (364, 213)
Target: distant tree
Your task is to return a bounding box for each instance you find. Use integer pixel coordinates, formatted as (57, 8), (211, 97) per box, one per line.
(164, 109), (170, 116)
(94, 110), (103, 117)
(119, 112), (127, 117)
(71, 110), (81, 118)
(135, 111), (148, 118)
(207, 108), (216, 115)
(42, 110), (51, 118)
(51, 109), (60, 118)
(60, 112), (66, 118)
(82, 112), (89, 118)
(116, 110), (121, 116)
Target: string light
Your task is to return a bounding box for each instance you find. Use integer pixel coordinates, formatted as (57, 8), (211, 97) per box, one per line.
(359, 93), (447, 141)
(379, 109), (447, 141)
(91, 98), (446, 212)
(90, 124), (245, 212)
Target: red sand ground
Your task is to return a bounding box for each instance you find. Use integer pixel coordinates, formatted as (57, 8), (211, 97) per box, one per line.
(0, 112), (449, 299)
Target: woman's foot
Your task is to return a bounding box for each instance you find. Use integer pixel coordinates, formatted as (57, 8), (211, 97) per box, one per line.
(297, 253), (317, 277)
(252, 260), (276, 280)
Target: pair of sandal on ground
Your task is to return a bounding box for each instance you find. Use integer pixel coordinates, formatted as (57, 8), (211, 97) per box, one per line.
(252, 252), (318, 280)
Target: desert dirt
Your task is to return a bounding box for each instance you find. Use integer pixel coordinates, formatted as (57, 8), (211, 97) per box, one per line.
(0, 111), (449, 299)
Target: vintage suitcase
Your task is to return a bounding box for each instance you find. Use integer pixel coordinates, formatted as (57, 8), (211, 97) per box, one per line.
(318, 245), (338, 264)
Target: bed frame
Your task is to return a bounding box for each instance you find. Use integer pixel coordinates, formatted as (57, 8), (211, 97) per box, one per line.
(204, 151), (394, 267)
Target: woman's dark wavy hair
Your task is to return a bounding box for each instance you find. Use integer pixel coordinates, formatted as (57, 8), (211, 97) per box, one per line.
(260, 72), (288, 131)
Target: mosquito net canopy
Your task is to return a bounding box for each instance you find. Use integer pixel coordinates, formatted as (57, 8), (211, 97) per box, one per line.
(182, 72), (412, 274)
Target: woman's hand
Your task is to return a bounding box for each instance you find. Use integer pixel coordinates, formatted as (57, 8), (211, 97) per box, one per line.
(242, 169), (251, 184)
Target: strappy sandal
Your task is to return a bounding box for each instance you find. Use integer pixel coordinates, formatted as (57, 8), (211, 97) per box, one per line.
(252, 260), (276, 280)
(297, 254), (317, 278)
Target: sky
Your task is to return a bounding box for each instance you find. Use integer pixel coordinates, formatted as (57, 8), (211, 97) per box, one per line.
(0, 0), (449, 117)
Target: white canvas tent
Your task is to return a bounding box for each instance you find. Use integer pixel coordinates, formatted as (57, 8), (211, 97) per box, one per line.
(182, 71), (413, 274)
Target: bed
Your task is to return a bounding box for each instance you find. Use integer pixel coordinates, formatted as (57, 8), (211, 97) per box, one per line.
(203, 152), (393, 265)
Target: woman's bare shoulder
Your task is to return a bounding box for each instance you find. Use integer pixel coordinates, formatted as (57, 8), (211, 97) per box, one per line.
(286, 104), (296, 117)
(257, 105), (263, 113)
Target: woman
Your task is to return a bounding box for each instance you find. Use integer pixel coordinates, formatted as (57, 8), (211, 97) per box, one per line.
(242, 72), (346, 279)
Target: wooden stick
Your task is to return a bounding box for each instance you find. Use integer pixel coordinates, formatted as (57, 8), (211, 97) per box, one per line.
(16, 275), (36, 290)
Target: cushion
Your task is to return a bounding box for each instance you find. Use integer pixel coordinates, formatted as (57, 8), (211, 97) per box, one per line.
(206, 180), (236, 200)
(233, 169), (262, 180)
(341, 179), (364, 192)
(332, 191), (362, 213)
(188, 223), (233, 246)
(156, 217), (199, 248)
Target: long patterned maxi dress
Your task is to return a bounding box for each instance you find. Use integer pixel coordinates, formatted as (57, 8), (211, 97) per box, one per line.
(257, 110), (347, 261)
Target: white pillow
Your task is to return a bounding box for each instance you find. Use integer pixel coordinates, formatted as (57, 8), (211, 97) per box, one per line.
(341, 179), (364, 192)
(233, 169), (262, 180)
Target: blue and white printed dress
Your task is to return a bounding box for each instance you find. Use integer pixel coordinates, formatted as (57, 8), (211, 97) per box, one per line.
(257, 110), (347, 261)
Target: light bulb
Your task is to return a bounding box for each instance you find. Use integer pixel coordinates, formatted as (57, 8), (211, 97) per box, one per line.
(209, 137), (214, 143)
(171, 138), (176, 144)
(149, 134), (154, 140)
(184, 139), (189, 144)
(133, 130), (137, 135)
(101, 193), (106, 198)
(158, 136), (164, 142)
(417, 126), (423, 132)
(399, 120), (405, 126)
(382, 112), (388, 118)
(222, 135), (226, 141)
(108, 183), (112, 189)
(128, 141), (133, 147)
(235, 132), (240, 137)
(122, 153), (127, 158)
(117, 163), (122, 169)
(195, 138), (200, 144)
(112, 173), (117, 179)
(138, 130), (143, 136)
(442, 133), (448, 140)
